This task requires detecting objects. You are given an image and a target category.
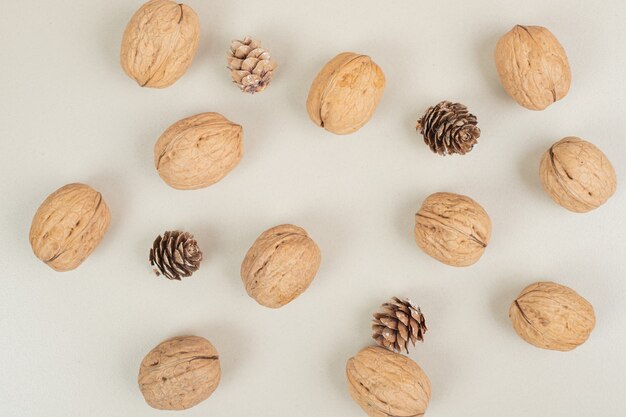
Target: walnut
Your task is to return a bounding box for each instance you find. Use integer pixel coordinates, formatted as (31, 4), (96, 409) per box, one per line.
(494, 25), (571, 110)
(509, 282), (595, 351)
(540, 137), (616, 212)
(346, 346), (431, 417)
(154, 112), (244, 190)
(29, 183), (110, 272)
(306, 52), (386, 135)
(120, 0), (200, 88)
(414, 192), (491, 267)
(138, 336), (221, 410)
(241, 224), (321, 308)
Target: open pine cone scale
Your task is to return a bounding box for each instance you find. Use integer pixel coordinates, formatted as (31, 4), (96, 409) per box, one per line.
(149, 231), (202, 280)
(372, 297), (427, 354)
(173, 234), (201, 265)
(227, 37), (277, 94)
(417, 101), (480, 155)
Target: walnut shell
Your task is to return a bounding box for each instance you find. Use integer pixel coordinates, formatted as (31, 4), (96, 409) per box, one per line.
(540, 137), (616, 213)
(346, 346), (432, 417)
(241, 224), (321, 308)
(414, 192), (491, 267)
(306, 52), (386, 135)
(29, 183), (110, 272)
(509, 282), (595, 351)
(138, 336), (221, 410)
(154, 112), (244, 190)
(120, 0), (200, 88)
(494, 25), (571, 110)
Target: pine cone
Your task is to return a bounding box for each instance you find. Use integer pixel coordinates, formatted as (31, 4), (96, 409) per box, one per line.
(416, 101), (480, 156)
(372, 297), (427, 354)
(149, 231), (202, 280)
(227, 37), (277, 94)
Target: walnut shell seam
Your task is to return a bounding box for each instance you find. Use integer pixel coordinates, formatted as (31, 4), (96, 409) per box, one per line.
(415, 211), (488, 248)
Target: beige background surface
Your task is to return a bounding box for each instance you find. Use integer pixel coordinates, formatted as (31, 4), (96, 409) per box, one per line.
(1, 0), (625, 415)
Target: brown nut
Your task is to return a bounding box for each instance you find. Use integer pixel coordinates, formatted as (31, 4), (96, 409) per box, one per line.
(120, 0), (200, 88)
(346, 346), (432, 417)
(241, 224), (321, 308)
(414, 192), (491, 267)
(29, 183), (110, 272)
(494, 25), (571, 110)
(540, 137), (616, 213)
(154, 112), (244, 190)
(306, 52), (385, 135)
(138, 336), (221, 410)
(509, 282), (595, 351)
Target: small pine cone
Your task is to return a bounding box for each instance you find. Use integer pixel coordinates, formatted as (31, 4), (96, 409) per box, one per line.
(149, 231), (202, 280)
(416, 101), (480, 156)
(227, 37), (277, 94)
(372, 297), (427, 354)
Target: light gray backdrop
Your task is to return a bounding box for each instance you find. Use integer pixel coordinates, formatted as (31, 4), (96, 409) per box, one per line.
(1, 0), (625, 415)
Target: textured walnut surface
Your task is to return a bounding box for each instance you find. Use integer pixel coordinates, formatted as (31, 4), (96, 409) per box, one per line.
(306, 52), (386, 135)
(138, 336), (220, 410)
(241, 224), (321, 308)
(346, 346), (431, 417)
(120, 0), (200, 88)
(509, 282), (595, 351)
(540, 137), (616, 213)
(29, 183), (110, 272)
(154, 112), (243, 190)
(494, 25), (571, 110)
(414, 192), (491, 267)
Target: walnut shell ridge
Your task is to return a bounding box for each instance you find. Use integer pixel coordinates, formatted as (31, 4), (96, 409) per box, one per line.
(509, 282), (595, 351)
(414, 192), (491, 267)
(155, 112), (244, 190)
(540, 137), (616, 213)
(138, 336), (221, 410)
(120, 0), (200, 88)
(241, 224), (321, 308)
(494, 25), (571, 110)
(346, 346), (432, 417)
(306, 52), (386, 135)
(29, 183), (110, 272)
